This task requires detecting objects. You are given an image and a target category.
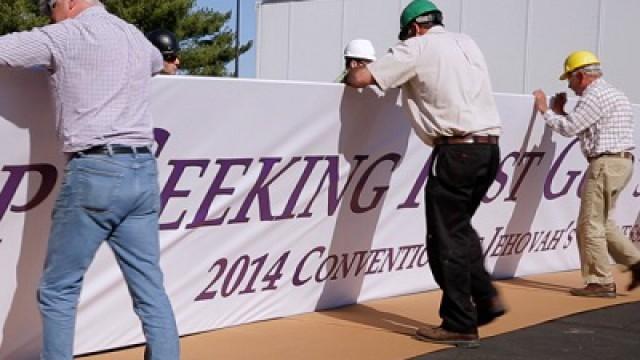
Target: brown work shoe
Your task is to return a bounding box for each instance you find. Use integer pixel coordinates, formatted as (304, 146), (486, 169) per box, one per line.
(415, 326), (479, 348)
(628, 262), (640, 291)
(476, 296), (507, 326)
(569, 283), (616, 298)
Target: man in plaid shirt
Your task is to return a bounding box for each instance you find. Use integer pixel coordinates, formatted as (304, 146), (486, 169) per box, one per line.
(533, 50), (640, 298)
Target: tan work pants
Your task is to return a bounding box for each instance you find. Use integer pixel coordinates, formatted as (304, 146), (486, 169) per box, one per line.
(577, 156), (640, 284)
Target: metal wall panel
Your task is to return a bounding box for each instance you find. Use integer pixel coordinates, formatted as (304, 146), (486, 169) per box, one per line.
(527, 0), (600, 96)
(257, 0), (640, 103)
(288, 0), (344, 81)
(342, 0), (399, 60)
(256, 3), (291, 80)
(462, 0), (528, 93)
(600, 0), (640, 102)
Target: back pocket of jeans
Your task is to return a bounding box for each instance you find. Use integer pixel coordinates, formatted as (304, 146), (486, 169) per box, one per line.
(77, 167), (123, 212)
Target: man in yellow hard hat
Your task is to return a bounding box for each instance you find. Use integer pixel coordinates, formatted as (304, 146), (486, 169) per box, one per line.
(344, 0), (505, 348)
(533, 51), (640, 298)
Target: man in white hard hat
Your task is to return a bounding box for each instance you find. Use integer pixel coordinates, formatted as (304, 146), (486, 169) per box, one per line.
(533, 51), (640, 298)
(0, 1), (180, 358)
(343, 0), (505, 348)
(336, 39), (376, 83)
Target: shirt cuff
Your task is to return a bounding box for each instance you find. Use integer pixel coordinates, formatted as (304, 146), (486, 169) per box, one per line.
(367, 63), (389, 91)
(543, 109), (556, 120)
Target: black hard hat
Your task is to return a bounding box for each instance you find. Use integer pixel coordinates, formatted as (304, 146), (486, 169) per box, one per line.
(147, 29), (179, 61)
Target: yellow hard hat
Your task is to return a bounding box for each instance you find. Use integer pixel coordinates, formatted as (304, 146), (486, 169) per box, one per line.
(559, 50), (600, 80)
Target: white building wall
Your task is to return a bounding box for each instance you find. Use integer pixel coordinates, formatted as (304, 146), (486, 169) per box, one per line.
(256, 0), (640, 103)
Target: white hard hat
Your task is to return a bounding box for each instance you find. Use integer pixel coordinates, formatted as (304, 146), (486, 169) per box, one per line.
(344, 39), (376, 61)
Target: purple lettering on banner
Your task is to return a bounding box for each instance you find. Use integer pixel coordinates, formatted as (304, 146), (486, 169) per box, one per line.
(351, 153), (401, 213)
(515, 233), (531, 254)
(379, 247), (400, 272)
(483, 227), (503, 257)
(505, 151), (545, 201)
(397, 245), (421, 269)
(194, 258), (228, 301)
(228, 157), (302, 224)
(575, 171), (587, 199)
(331, 253), (358, 280)
(275, 156), (325, 220)
(544, 138), (581, 200)
(364, 249), (385, 274)
(153, 127), (170, 157)
(292, 246), (325, 286)
(417, 247), (429, 267)
(186, 158), (252, 229)
(299, 155), (368, 218)
(397, 155), (433, 209)
(405, 245), (422, 269)
(352, 250), (372, 276)
(0, 164), (58, 221)
(316, 255), (338, 282)
(160, 159), (210, 230)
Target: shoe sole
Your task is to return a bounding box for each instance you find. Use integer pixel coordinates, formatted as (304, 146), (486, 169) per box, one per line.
(477, 309), (507, 326)
(414, 334), (480, 349)
(569, 292), (616, 298)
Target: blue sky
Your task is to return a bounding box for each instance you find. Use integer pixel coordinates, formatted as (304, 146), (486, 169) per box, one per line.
(197, 0), (257, 77)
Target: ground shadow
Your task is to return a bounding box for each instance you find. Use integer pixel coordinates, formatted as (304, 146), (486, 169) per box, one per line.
(492, 107), (557, 279)
(505, 278), (576, 293)
(0, 68), (63, 359)
(314, 86), (411, 310)
(318, 304), (434, 336)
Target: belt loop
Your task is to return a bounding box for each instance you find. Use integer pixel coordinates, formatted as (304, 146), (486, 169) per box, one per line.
(106, 144), (114, 157)
(132, 145), (138, 158)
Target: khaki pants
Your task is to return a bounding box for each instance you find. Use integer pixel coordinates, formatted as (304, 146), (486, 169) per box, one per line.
(577, 156), (640, 284)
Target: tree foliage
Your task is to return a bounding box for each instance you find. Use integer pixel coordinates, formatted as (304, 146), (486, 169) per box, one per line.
(0, 0), (251, 76)
(0, 1), (48, 34)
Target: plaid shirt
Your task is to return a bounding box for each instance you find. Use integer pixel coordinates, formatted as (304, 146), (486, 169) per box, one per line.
(543, 78), (634, 158)
(0, 6), (164, 153)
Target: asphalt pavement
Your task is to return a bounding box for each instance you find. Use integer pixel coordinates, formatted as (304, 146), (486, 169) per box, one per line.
(410, 302), (640, 360)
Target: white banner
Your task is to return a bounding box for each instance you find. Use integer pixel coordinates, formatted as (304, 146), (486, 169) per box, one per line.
(1, 69), (639, 358)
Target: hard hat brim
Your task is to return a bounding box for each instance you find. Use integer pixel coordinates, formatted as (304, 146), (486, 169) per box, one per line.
(345, 55), (376, 62)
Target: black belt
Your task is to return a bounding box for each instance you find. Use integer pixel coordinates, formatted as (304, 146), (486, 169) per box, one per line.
(75, 145), (151, 157)
(588, 151), (634, 162)
(434, 135), (499, 145)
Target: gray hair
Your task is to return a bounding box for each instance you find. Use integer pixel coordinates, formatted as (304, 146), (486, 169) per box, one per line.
(577, 64), (603, 77)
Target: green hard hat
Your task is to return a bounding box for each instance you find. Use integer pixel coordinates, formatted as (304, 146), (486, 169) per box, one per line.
(400, 0), (440, 29)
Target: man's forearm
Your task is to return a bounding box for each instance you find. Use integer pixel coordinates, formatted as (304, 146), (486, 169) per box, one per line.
(0, 31), (54, 68)
(345, 66), (377, 88)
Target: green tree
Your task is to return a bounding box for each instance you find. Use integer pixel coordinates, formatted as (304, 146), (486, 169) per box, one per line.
(104, 0), (252, 76)
(0, 0), (251, 76)
(0, 1), (48, 34)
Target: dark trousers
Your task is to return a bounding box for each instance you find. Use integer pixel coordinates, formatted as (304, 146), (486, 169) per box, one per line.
(424, 143), (500, 333)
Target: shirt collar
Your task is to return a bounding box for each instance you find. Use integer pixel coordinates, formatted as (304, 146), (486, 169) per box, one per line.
(427, 25), (446, 34)
(583, 77), (605, 95)
(75, 5), (106, 20)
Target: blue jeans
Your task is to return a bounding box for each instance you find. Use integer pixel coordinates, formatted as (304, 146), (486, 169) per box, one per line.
(38, 150), (179, 359)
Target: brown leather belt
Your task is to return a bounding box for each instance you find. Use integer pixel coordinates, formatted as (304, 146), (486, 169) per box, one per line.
(588, 151), (634, 162)
(434, 135), (499, 145)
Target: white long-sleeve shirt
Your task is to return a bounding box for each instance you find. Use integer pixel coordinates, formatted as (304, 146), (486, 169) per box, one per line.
(0, 6), (164, 153)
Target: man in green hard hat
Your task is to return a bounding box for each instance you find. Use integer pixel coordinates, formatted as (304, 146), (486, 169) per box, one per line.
(344, 0), (506, 348)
